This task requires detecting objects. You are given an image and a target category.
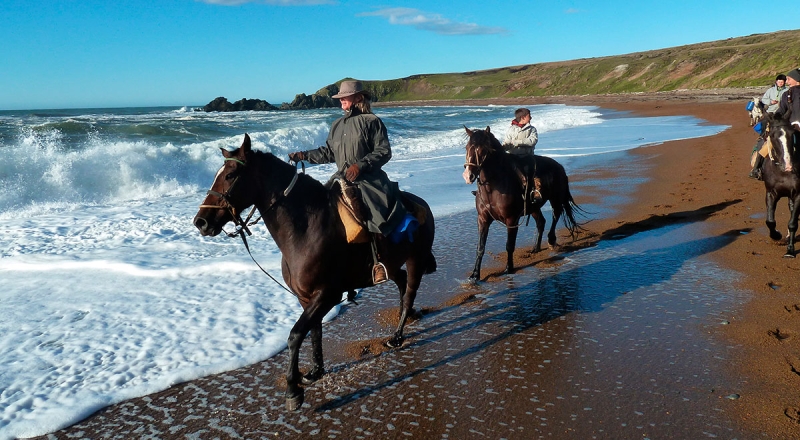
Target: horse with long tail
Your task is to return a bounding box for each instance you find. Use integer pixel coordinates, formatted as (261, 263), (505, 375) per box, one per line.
(193, 134), (437, 410)
(463, 126), (581, 282)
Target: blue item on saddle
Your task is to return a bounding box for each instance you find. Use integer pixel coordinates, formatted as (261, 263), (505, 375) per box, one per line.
(746, 101), (755, 111)
(389, 213), (419, 244)
(753, 122), (763, 134)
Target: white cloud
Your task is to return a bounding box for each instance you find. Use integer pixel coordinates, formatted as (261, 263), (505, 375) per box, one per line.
(197, 0), (334, 5)
(360, 8), (507, 36)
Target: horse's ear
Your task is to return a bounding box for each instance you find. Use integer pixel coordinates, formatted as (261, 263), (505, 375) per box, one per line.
(241, 133), (252, 154)
(485, 126), (491, 134)
(464, 126), (473, 137)
(220, 147), (233, 159)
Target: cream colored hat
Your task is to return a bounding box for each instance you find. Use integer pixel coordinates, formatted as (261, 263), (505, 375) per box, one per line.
(332, 80), (371, 99)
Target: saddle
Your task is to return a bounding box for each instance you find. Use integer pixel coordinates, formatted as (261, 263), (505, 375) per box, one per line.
(334, 180), (427, 244)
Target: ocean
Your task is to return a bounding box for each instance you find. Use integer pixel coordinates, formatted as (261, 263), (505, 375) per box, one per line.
(0, 104), (727, 439)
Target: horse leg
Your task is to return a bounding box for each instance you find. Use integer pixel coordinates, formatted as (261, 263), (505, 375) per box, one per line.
(300, 321), (325, 385)
(766, 192), (782, 241)
(786, 197), (800, 257)
(387, 268), (414, 348)
(531, 209), (546, 253)
(504, 225), (519, 275)
(470, 217), (492, 282)
(547, 211), (560, 248)
(285, 295), (336, 411)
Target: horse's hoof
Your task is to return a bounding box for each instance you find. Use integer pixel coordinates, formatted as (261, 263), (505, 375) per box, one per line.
(784, 252), (796, 259)
(770, 231), (783, 241)
(286, 391), (304, 411)
(468, 274), (480, 283)
(301, 369), (325, 386)
(386, 336), (404, 348)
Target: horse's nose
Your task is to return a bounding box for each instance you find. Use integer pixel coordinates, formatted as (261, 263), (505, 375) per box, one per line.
(193, 215), (208, 232)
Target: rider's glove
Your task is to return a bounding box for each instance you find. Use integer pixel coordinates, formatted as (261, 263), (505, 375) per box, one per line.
(345, 163), (361, 182)
(288, 151), (306, 163)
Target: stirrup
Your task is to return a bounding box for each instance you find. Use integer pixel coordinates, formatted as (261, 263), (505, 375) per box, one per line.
(372, 262), (388, 285)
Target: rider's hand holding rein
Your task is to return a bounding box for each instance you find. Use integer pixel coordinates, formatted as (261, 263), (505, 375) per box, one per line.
(288, 151), (306, 164)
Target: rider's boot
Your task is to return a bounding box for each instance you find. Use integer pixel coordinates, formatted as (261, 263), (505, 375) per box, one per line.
(371, 234), (389, 285)
(530, 177), (544, 205)
(749, 154), (764, 181)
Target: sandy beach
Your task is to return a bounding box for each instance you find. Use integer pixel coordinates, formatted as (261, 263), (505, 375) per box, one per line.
(35, 90), (800, 439)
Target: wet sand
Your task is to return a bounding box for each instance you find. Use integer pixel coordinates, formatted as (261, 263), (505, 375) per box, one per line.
(36, 90), (800, 439)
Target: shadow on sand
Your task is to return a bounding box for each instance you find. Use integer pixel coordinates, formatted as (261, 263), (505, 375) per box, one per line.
(315, 201), (743, 411)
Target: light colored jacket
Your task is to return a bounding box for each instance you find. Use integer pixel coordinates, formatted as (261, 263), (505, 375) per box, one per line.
(762, 84), (788, 114)
(502, 122), (538, 156)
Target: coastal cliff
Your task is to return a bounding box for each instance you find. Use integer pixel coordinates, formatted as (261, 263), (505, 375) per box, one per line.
(202, 29), (800, 111)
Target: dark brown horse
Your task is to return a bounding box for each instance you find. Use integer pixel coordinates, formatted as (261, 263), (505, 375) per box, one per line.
(193, 134), (436, 410)
(463, 127), (581, 282)
(761, 114), (800, 257)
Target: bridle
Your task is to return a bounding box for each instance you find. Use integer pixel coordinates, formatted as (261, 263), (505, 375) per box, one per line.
(199, 157), (300, 237)
(198, 156), (302, 296)
(464, 141), (489, 185)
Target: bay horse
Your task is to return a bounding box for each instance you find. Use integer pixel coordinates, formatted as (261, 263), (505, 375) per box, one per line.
(463, 127), (581, 282)
(761, 113), (800, 257)
(193, 134), (437, 410)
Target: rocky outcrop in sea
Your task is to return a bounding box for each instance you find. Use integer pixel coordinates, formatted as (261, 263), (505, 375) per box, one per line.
(201, 97), (278, 112)
(200, 81), (384, 112)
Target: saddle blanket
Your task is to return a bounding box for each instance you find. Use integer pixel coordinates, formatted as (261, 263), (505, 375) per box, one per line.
(337, 196), (426, 244)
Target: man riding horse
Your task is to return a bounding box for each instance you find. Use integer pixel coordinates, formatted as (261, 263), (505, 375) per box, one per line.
(502, 108), (543, 205)
(288, 80), (410, 285)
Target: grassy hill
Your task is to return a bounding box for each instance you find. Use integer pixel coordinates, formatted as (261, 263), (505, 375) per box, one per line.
(339, 29), (800, 102)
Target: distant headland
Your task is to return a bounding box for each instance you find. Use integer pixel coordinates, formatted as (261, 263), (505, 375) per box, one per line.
(200, 29), (800, 112)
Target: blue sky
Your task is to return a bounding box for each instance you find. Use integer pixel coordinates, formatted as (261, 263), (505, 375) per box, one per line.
(0, 0), (792, 110)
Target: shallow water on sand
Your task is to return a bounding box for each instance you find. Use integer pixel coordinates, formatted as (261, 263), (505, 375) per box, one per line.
(46, 213), (753, 439)
(42, 149), (754, 439)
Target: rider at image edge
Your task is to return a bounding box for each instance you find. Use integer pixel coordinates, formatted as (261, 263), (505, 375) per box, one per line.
(750, 73), (791, 180)
(288, 80), (412, 285)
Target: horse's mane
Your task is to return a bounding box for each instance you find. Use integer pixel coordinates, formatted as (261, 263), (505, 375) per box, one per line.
(249, 149), (330, 201)
(469, 128), (505, 153)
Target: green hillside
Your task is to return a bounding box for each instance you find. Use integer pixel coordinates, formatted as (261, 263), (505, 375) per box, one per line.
(333, 29), (800, 102)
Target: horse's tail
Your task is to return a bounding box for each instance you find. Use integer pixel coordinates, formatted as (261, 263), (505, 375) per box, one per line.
(424, 250), (438, 274)
(554, 174), (587, 239)
(402, 191), (437, 274)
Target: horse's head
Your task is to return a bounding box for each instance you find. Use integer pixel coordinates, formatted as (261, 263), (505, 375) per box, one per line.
(194, 133), (255, 237)
(765, 113), (796, 173)
(463, 126), (501, 184)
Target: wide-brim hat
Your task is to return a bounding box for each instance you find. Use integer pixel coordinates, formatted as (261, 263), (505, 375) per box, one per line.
(787, 69), (800, 83)
(332, 80), (371, 100)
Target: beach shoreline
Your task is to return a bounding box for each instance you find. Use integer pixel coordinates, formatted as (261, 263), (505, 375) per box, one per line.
(35, 91), (800, 439)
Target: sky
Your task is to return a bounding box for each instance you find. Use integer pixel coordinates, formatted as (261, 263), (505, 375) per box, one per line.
(0, 0), (792, 110)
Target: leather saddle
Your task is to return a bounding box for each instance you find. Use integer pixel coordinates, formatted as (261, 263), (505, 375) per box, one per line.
(332, 179), (427, 244)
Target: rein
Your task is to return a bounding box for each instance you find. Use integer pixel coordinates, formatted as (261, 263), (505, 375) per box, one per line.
(199, 157), (304, 297)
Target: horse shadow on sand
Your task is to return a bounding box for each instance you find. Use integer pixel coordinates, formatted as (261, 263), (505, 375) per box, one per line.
(315, 200), (745, 411)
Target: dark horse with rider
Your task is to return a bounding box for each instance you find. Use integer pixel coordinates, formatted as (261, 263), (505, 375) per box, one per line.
(749, 68), (800, 257)
(194, 81), (437, 411)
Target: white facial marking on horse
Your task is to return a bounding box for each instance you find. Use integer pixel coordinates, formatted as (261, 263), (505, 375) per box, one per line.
(778, 128), (793, 172)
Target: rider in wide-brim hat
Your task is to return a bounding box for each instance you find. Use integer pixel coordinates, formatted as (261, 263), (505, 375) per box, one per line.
(332, 80), (372, 100)
(287, 79), (408, 285)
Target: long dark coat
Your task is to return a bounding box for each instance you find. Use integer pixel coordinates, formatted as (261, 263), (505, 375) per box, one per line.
(305, 108), (407, 235)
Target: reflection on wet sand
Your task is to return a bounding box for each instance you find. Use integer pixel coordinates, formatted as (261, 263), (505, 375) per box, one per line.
(44, 200), (753, 438)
